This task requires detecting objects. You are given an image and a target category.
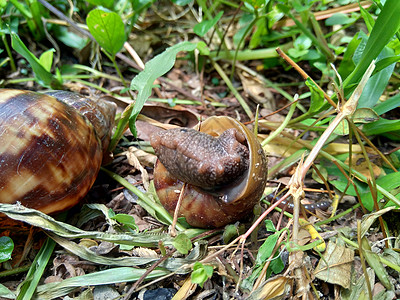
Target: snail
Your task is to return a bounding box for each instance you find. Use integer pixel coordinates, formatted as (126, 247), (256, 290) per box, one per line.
(150, 116), (268, 228)
(0, 89), (116, 214)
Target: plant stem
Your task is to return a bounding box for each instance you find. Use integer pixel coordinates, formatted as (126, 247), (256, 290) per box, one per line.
(210, 44), (291, 61)
(261, 99), (297, 147)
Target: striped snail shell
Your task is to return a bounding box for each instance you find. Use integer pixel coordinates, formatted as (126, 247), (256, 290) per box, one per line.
(0, 89), (116, 214)
(151, 116), (268, 228)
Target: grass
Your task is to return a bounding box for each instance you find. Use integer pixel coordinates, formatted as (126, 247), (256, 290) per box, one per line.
(1, 0), (400, 299)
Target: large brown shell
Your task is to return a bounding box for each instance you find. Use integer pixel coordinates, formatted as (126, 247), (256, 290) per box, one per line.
(153, 116), (268, 228)
(0, 89), (116, 214)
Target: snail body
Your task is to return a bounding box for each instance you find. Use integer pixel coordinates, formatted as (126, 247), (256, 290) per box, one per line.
(0, 89), (116, 214)
(151, 116), (268, 228)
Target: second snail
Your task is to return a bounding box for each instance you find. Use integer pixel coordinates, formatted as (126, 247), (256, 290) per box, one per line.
(0, 89), (116, 215)
(150, 116), (268, 228)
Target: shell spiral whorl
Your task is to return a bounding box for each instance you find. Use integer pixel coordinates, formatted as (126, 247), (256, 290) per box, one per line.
(0, 89), (116, 214)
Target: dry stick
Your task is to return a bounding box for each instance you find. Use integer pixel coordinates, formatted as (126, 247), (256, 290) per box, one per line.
(299, 62), (376, 182)
(331, 160), (367, 213)
(354, 126), (397, 172)
(367, 178), (388, 248)
(125, 252), (173, 299)
(216, 2), (243, 56)
(171, 183), (186, 237)
(240, 53), (376, 253)
(37, 0), (95, 42)
(276, 47), (337, 109)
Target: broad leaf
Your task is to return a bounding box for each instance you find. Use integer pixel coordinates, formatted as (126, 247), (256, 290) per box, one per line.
(194, 11), (224, 37)
(128, 41), (197, 136)
(191, 262), (213, 288)
(173, 233), (192, 255)
(39, 49), (55, 72)
(87, 9), (126, 56)
(0, 236), (13, 263)
(11, 32), (60, 88)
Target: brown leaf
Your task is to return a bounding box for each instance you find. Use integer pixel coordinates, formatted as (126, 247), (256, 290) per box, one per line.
(136, 105), (199, 140)
(248, 275), (293, 300)
(238, 72), (274, 107)
(314, 241), (354, 288)
(125, 147), (151, 190)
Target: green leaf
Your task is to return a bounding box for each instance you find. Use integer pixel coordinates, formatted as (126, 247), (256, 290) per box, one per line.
(0, 284), (15, 299)
(264, 219), (276, 232)
(338, 32), (361, 80)
(0, 236), (13, 263)
(110, 214), (139, 231)
(54, 26), (88, 50)
(10, 32), (59, 88)
(288, 48), (308, 58)
(305, 78), (325, 113)
(86, 9), (126, 56)
(374, 54), (400, 74)
(171, 0), (192, 5)
(359, 4), (375, 32)
(255, 232), (279, 266)
(363, 118), (400, 137)
(361, 238), (393, 290)
(333, 119), (349, 136)
(352, 108), (379, 124)
(373, 93), (400, 115)
(357, 47), (396, 109)
(325, 13), (355, 26)
(86, 0), (114, 8)
(269, 254), (285, 274)
(193, 11), (223, 37)
(172, 233), (192, 255)
(39, 49), (55, 72)
(223, 224), (241, 244)
(294, 35), (312, 50)
(249, 17), (267, 49)
(191, 262), (213, 288)
(196, 41), (210, 55)
(36, 267), (169, 299)
(343, 0), (400, 94)
(128, 41), (196, 136)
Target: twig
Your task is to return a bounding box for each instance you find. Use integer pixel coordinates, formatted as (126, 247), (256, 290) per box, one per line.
(36, 0), (95, 42)
(276, 47), (336, 109)
(171, 183), (186, 237)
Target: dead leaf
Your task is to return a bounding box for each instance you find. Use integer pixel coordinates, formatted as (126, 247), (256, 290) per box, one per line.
(238, 72), (274, 107)
(127, 146), (157, 168)
(136, 105), (199, 140)
(344, 154), (382, 180)
(314, 241), (354, 288)
(125, 147), (151, 190)
(248, 275), (292, 300)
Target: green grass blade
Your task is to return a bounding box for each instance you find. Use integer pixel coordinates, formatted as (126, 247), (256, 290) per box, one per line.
(10, 33), (60, 88)
(343, 0), (400, 92)
(16, 238), (56, 300)
(35, 267), (170, 299)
